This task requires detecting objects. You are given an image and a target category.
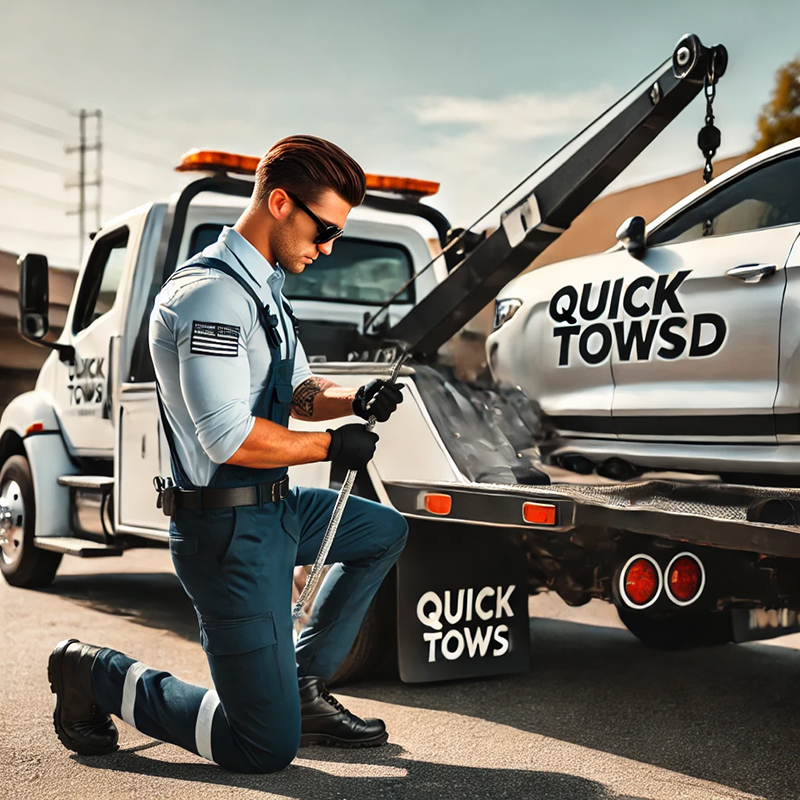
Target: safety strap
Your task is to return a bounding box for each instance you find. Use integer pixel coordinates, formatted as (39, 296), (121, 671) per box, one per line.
(187, 256), (283, 350)
(155, 378), (193, 489)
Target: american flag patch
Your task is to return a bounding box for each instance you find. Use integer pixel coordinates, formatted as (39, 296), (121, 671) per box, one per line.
(190, 321), (240, 357)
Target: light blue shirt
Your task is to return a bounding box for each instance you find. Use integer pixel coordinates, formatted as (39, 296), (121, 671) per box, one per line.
(149, 227), (312, 487)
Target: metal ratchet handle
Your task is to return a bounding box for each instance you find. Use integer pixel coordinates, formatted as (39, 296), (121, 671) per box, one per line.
(292, 356), (406, 622)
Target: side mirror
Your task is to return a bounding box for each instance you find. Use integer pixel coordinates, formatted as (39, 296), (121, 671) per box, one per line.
(17, 253), (50, 341)
(615, 216), (647, 258)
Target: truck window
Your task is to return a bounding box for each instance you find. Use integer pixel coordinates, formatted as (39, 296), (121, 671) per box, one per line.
(189, 225), (414, 304)
(71, 228), (129, 333)
(648, 154), (800, 247)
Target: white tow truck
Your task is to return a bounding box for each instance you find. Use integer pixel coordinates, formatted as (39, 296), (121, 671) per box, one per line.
(5, 34), (799, 684)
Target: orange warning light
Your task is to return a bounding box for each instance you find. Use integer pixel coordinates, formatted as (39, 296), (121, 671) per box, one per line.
(424, 493), (452, 515)
(522, 502), (556, 525)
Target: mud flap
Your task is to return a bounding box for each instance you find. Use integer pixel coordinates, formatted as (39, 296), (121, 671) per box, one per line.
(396, 522), (530, 682)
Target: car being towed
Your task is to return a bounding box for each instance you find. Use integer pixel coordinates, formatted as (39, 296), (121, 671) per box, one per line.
(487, 137), (800, 481)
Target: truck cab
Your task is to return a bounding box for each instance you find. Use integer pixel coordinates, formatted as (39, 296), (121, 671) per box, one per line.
(1, 152), (450, 580)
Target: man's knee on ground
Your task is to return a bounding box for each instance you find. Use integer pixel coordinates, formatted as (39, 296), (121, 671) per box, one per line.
(218, 739), (298, 774)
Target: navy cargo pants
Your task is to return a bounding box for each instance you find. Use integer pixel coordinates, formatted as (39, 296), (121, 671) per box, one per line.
(90, 485), (408, 773)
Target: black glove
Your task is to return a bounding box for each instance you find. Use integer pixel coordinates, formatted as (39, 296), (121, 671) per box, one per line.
(326, 424), (379, 471)
(352, 379), (404, 423)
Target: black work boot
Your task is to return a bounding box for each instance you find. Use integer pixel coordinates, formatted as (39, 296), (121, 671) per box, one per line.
(298, 677), (388, 748)
(48, 639), (119, 756)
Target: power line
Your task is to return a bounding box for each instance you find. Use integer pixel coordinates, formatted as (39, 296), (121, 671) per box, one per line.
(103, 112), (169, 143)
(0, 110), (70, 141)
(105, 141), (173, 169)
(0, 148), (74, 177)
(65, 110), (102, 260)
(102, 174), (151, 193)
(0, 223), (76, 239)
(0, 183), (69, 208)
(0, 82), (75, 113)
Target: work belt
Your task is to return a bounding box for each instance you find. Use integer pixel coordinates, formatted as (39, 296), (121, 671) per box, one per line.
(154, 475), (290, 517)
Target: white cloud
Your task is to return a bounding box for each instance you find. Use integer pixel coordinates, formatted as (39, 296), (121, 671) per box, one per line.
(405, 85), (621, 225)
(413, 85), (618, 142)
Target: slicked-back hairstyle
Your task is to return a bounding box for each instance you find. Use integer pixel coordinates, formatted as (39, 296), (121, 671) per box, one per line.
(253, 135), (366, 209)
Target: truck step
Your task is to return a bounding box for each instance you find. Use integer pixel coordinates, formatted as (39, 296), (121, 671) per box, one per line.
(33, 536), (123, 557)
(57, 475), (114, 492)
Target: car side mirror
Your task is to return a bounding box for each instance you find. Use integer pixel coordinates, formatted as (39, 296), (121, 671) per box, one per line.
(17, 253), (50, 341)
(615, 216), (647, 258)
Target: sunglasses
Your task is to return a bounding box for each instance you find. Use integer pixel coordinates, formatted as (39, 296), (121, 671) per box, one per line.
(286, 191), (344, 245)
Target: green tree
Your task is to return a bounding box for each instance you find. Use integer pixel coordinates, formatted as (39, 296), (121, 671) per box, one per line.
(753, 57), (800, 154)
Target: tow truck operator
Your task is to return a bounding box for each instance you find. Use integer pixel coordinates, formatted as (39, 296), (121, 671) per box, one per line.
(47, 135), (407, 773)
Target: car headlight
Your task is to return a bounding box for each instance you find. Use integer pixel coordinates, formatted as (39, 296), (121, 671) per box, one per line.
(493, 298), (523, 331)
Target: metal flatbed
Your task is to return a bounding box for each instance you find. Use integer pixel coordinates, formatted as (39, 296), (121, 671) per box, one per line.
(384, 478), (800, 559)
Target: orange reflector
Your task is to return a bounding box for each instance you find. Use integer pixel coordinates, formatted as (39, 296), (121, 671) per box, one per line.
(522, 502), (556, 525)
(365, 173), (439, 197)
(424, 493), (452, 515)
(624, 557), (659, 606)
(668, 555), (703, 602)
(176, 149), (260, 174)
(25, 422), (44, 436)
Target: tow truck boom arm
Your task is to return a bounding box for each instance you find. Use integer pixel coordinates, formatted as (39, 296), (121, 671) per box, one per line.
(384, 33), (727, 357)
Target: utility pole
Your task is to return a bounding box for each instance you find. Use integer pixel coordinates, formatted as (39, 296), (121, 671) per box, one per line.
(66, 109), (102, 263)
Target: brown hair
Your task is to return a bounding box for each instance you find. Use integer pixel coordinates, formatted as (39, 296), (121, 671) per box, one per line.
(253, 135), (366, 208)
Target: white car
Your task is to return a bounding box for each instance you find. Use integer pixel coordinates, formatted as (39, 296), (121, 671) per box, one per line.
(488, 137), (800, 481)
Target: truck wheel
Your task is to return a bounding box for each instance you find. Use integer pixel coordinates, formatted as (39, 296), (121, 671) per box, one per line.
(0, 455), (62, 588)
(616, 606), (733, 650)
(329, 568), (397, 686)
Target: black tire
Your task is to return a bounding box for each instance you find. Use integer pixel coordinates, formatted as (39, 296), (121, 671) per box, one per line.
(0, 455), (62, 588)
(617, 605), (733, 650)
(329, 568), (397, 687)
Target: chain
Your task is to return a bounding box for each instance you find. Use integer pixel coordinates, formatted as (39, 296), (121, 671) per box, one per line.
(698, 50), (721, 185)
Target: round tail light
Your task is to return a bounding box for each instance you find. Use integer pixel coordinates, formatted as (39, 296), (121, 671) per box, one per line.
(620, 554), (662, 609)
(665, 552), (704, 606)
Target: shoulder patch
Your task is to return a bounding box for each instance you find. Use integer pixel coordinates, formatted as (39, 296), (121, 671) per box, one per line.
(190, 321), (240, 357)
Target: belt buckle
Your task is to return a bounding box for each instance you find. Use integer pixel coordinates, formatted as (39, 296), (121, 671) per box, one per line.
(271, 477), (288, 503)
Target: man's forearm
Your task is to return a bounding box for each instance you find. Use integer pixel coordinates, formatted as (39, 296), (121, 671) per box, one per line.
(225, 417), (331, 469)
(291, 377), (356, 421)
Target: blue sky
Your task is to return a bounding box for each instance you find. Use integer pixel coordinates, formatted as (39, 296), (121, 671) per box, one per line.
(1, 0), (798, 266)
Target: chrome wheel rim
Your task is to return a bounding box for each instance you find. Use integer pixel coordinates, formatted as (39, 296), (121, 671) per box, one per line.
(0, 480), (25, 566)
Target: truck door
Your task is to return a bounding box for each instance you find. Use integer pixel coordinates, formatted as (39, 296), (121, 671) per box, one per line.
(53, 226), (131, 453)
(609, 152), (800, 443)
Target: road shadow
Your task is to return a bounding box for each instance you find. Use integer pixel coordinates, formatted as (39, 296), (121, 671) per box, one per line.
(344, 618), (800, 800)
(46, 572), (800, 798)
(45, 570), (200, 643)
(75, 745), (649, 800)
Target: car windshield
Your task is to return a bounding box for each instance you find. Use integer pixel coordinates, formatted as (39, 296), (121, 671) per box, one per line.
(189, 224), (414, 305)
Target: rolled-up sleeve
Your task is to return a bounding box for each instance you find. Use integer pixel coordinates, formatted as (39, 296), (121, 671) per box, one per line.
(158, 278), (256, 464)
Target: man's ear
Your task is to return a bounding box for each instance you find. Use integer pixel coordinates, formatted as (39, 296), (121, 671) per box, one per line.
(267, 188), (292, 222)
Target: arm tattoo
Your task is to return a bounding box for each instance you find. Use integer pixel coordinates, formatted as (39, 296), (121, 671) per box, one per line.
(291, 377), (336, 419)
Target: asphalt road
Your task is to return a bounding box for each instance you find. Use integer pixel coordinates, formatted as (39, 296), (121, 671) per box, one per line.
(2, 548), (799, 800)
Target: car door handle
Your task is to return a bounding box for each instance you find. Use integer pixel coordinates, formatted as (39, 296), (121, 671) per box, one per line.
(725, 263), (777, 283)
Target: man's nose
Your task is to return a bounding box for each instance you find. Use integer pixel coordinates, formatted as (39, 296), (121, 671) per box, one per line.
(317, 241), (334, 256)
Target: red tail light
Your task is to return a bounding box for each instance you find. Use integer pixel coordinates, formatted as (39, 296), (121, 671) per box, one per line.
(620, 555), (662, 609)
(665, 553), (704, 606)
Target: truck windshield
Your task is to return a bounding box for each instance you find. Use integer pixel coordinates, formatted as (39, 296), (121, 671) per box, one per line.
(189, 224), (414, 305)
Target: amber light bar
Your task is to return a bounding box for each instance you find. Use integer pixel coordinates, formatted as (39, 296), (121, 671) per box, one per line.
(175, 150), (439, 196)
(176, 149), (260, 175)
